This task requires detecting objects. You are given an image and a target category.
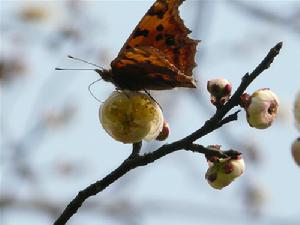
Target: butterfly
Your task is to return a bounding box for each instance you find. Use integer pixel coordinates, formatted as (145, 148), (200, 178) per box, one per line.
(96, 0), (199, 91)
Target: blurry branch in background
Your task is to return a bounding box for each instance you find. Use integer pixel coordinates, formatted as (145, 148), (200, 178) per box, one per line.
(229, 1), (300, 35)
(1, 1), (116, 224)
(0, 57), (27, 83)
(2, 103), (76, 182)
(53, 42), (283, 225)
(1, 194), (299, 225)
(0, 51), (75, 184)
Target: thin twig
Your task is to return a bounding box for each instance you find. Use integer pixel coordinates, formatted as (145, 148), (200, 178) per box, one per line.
(229, 1), (300, 35)
(53, 42), (283, 225)
(183, 143), (229, 158)
(217, 110), (241, 128)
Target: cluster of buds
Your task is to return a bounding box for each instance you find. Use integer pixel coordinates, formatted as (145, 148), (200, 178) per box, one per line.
(207, 78), (232, 108)
(99, 91), (169, 144)
(205, 146), (245, 189)
(207, 78), (280, 129)
(240, 88), (280, 129)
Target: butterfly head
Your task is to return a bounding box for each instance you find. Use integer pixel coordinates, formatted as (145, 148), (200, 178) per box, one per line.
(95, 69), (113, 83)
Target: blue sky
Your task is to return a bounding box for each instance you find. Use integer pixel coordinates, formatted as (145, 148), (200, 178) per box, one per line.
(1, 1), (300, 225)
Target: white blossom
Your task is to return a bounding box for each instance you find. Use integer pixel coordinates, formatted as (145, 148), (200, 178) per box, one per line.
(99, 91), (164, 144)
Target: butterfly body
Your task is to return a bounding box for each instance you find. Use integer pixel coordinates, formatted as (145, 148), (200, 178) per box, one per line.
(97, 0), (199, 91)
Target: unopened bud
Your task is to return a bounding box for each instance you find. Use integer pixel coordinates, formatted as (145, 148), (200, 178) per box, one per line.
(291, 137), (300, 166)
(205, 155), (245, 190)
(244, 89), (279, 129)
(239, 93), (251, 109)
(207, 78), (232, 107)
(156, 120), (170, 141)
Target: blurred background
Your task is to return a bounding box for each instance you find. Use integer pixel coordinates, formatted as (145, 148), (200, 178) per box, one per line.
(1, 0), (300, 225)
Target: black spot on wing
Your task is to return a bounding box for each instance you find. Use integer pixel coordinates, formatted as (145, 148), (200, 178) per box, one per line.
(133, 28), (149, 38)
(156, 24), (164, 31)
(165, 34), (175, 46)
(155, 34), (163, 41)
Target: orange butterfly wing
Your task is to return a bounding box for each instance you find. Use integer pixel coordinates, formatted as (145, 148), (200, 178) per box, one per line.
(111, 46), (195, 90)
(110, 0), (199, 90)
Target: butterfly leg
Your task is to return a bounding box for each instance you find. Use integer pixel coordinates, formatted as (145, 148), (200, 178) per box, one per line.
(88, 79), (104, 103)
(143, 89), (162, 110)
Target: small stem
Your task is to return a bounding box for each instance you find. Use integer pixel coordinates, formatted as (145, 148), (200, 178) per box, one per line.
(129, 142), (142, 159)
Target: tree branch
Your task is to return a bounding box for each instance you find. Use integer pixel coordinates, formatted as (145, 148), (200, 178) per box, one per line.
(53, 42), (283, 225)
(229, 1), (300, 35)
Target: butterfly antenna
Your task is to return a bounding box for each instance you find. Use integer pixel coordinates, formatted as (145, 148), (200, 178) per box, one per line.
(88, 78), (104, 103)
(55, 68), (96, 71)
(68, 55), (105, 70)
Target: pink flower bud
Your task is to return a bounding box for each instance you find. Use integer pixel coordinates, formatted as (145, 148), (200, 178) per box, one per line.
(245, 89), (279, 129)
(156, 120), (170, 141)
(207, 78), (232, 107)
(205, 155), (245, 190)
(239, 93), (251, 109)
(291, 137), (300, 166)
